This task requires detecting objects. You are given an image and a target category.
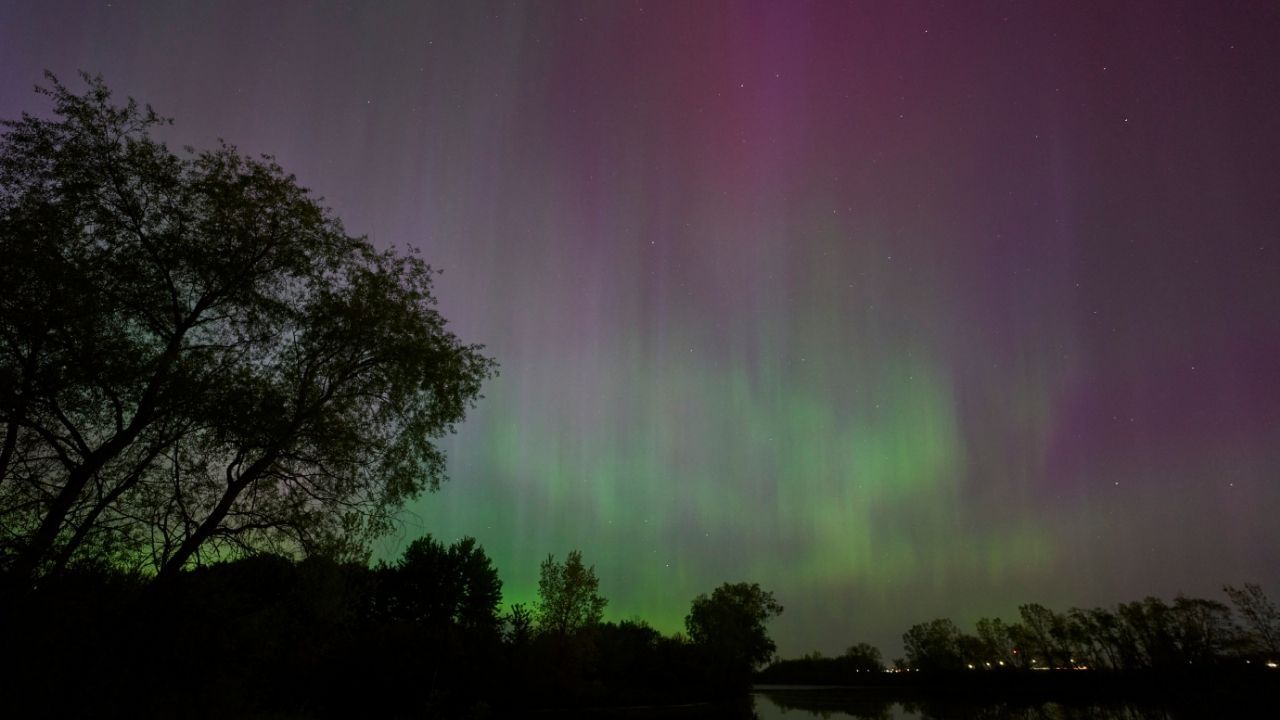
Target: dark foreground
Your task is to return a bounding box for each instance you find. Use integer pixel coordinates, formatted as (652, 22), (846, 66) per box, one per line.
(754, 676), (1280, 719)
(3, 559), (1277, 718)
(521, 672), (1280, 719)
(0, 558), (749, 719)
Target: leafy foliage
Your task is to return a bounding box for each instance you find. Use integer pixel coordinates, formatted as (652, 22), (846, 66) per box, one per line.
(686, 581), (783, 691)
(535, 549), (607, 636)
(843, 641), (885, 671)
(903, 618), (965, 672)
(372, 534), (502, 636)
(1225, 582), (1280, 656)
(0, 73), (495, 579)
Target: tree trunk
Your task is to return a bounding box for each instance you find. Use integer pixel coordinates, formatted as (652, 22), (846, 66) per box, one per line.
(154, 451), (277, 582)
(0, 417), (17, 485)
(10, 326), (193, 581)
(49, 441), (168, 573)
(9, 463), (97, 582)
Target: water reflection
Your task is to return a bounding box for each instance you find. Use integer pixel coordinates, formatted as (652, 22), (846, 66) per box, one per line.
(751, 687), (1225, 720)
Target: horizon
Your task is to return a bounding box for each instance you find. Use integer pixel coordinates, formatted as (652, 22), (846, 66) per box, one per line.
(4, 1), (1278, 659)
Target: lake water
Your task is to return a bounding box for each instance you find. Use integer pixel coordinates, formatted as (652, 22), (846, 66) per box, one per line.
(750, 687), (1236, 719)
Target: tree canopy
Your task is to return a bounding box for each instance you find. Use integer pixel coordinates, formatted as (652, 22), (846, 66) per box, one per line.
(0, 73), (495, 581)
(903, 618), (965, 672)
(535, 549), (607, 637)
(685, 581), (783, 691)
(842, 642), (885, 672)
(1225, 582), (1280, 656)
(372, 534), (502, 636)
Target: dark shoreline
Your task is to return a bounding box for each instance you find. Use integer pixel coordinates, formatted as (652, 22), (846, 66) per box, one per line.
(758, 667), (1280, 696)
(754, 671), (1280, 717)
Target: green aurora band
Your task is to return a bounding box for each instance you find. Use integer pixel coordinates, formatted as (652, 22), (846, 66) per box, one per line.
(5, 1), (1278, 656)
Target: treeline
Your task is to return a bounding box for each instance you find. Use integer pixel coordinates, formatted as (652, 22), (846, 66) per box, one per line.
(760, 584), (1280, 686)
(0, 537), (782, 718)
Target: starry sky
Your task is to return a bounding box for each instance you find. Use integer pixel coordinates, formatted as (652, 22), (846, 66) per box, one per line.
(3, 1), (1279, 657)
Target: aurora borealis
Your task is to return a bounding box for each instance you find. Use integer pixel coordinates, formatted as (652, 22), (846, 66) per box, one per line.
(3, 1), (1278, 657)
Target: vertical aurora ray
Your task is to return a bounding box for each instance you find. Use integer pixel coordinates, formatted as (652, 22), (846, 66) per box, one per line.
(3, 1), (1279, 655)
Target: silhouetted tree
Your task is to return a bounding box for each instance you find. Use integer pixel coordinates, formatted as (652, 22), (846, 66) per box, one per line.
(0, 73), (494, 581)
(1225, 583), (1280, 656)
(843, 642), (886, 671)
(956, 632), (991, 668)
(975, 617), (1018, 668)
(1169, 595), (1236, 666)
(1066, 607), (1126, 669)
(593, 619), (666, 703)
(1016, 603), (1071, 667)
(1116, 597), (1180, 668)
(355, 535), (503, 714)
(505, 601), (535, 646)
(903, 618), (964, 672)
(686, 581), (783, 692)
(535, 549), (607, 637)
(373, 535), (502, 636)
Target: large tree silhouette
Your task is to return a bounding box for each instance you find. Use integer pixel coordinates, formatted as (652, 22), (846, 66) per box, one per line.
(685, 581), (783, 691)
(373, 534), (502, 636)
(535, 549), (607, 637)
(0, 73), (495, 581)
(1225, 583), (1280, 656)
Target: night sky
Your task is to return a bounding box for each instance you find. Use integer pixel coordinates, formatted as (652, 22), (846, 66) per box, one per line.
(3, 1), (1279, 657)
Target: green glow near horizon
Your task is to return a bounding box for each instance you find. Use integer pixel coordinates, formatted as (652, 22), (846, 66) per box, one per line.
(6, 0), (1278, 663)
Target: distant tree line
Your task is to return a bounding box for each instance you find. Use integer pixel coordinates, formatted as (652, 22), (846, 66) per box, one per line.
(760, 584), (1280, 686)
(1, 539), (783, 717)
(898, 588), (1278, 672)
